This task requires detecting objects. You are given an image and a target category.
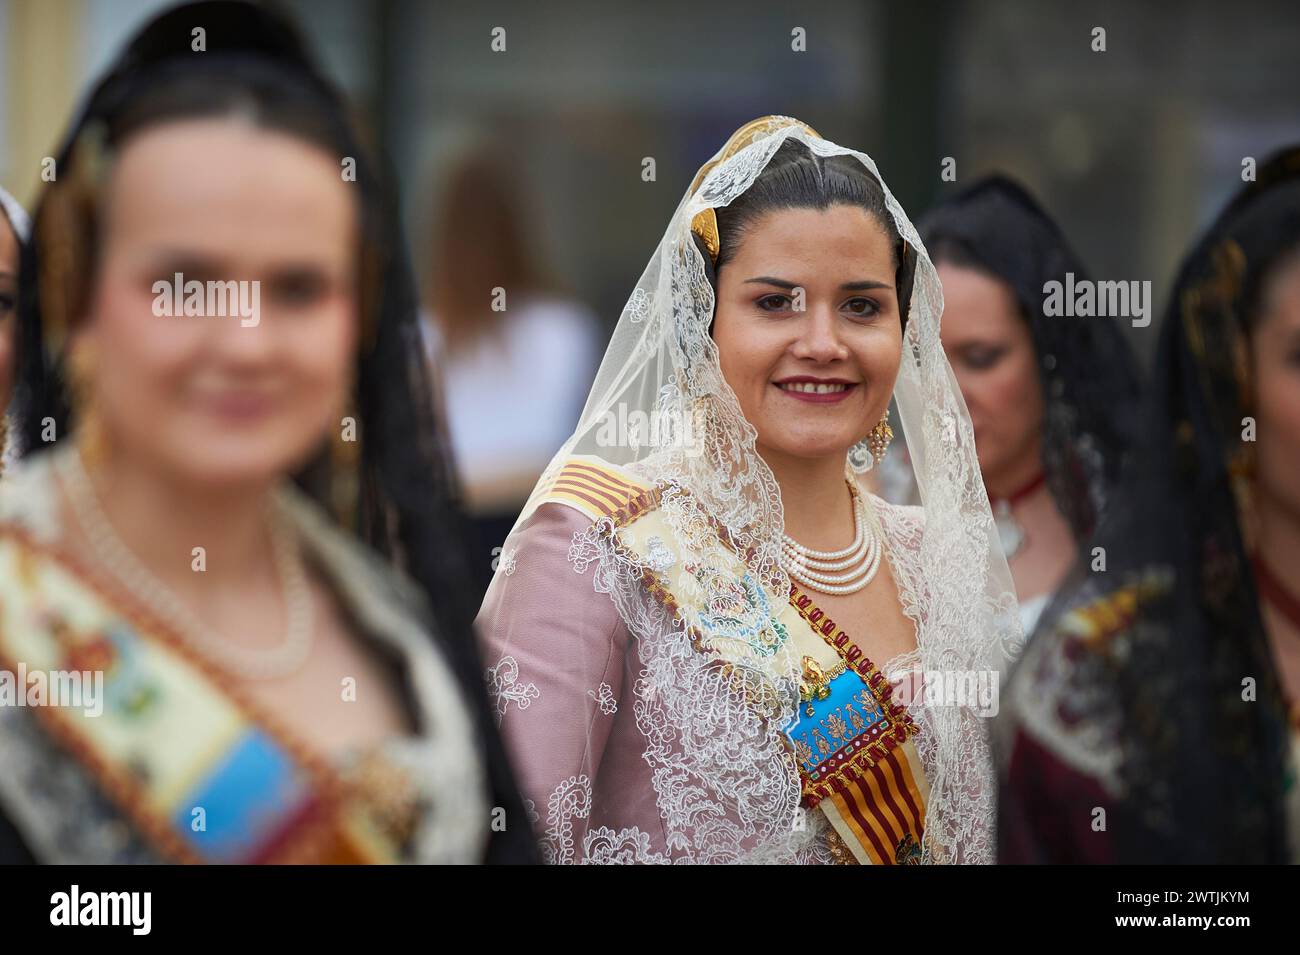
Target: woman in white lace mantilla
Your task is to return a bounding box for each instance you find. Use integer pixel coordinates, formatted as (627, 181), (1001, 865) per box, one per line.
(478, 117), (1021, 864)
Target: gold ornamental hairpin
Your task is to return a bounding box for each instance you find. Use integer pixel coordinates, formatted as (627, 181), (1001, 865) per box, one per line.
(688, 116), (820, 265)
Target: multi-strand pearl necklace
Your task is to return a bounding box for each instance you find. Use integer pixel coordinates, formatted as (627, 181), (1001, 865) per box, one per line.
(58, 447), (315, 681)
(781, 487), (881, 595)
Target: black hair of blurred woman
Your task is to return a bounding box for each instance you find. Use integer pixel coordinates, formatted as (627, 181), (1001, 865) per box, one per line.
(13, 0), (538, 863)
(918, 175), (1144, 544)
(694, 138), (916, 333)
(1002, 150), (1300, 862)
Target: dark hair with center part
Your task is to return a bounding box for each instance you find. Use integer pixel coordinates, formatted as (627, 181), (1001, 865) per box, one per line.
(710, 139), (915, 327)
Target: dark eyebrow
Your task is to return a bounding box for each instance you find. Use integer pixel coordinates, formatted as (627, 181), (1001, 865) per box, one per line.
(146, 250), (228, 275)
(147, 249), (339, 276)
(741, 276), (892, 292)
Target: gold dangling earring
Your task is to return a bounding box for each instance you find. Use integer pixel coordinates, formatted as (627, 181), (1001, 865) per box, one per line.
(848, 411), (894, 475)
(65, 343), (107, 469)
(868, 411), (894, 463)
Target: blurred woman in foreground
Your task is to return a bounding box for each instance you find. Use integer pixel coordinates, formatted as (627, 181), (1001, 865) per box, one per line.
(0, 0), (534, 864)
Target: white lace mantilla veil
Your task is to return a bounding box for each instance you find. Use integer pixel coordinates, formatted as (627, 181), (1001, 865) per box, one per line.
(486, 117), (1022, 863)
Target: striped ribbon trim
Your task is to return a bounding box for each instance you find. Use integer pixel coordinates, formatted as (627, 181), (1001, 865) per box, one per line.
(537, 458), (646, 520)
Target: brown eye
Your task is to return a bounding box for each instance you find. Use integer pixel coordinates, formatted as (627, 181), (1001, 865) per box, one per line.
(843, 297), (880, 318)
(756, 294), (792, 312)
(268, 269), (328, 307)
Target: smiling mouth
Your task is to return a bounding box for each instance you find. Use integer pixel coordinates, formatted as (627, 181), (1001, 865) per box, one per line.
(774, 379), (858, 403)
(777, 381), (853, 395)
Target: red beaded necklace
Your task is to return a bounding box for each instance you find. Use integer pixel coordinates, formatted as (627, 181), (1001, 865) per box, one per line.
(994, 471), (1048, 509)
(991, 471), (1047, 559)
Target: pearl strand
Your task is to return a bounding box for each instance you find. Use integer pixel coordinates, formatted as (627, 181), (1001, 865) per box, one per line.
(782, 505), (865, 560)
(58, 447), (315, 681)
(784, 530), (869, 572)
(783, 541), (881, 593)
(780, 491), (882, 595)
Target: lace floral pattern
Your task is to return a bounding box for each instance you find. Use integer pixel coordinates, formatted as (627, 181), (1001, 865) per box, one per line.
(542, 776), (671, 864)
(485, 654), (541, 726)
(587, 683), (618, 715)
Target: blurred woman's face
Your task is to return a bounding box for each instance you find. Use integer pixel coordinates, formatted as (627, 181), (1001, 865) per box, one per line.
(937, 262), (1043, 489)
(712, 205), (902, 467)
(1252, 252), (1300, 520)
(0, 213), (19, 410)
(75, 118), (357, 488)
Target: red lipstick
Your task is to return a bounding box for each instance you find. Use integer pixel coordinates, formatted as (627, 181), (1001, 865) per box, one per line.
(773, 376), (858, 404)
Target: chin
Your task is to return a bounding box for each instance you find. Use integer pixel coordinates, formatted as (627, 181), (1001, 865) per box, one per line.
(177, 458), (288, 489)
(170, 436), (312, 488)
(765, 430), (854, 463)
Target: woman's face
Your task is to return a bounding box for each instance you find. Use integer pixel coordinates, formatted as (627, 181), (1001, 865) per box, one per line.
(712, 205), (902, 466)
(937, 262), (1043, 489)
(1252, 252), (1300, 520)
(0, 212), (19, 411)
(74, 117), (358, 489)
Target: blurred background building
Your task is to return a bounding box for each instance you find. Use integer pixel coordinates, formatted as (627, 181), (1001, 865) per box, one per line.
(3, 0), (1299, 584)
(5, 0), (1299, 354)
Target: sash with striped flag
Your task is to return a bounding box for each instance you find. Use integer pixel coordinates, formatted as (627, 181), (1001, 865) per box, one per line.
(786, 584), (929, 864)
(0, 525), (416, 864)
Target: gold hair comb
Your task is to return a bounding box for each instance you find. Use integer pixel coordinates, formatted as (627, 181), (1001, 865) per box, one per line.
(688, 116), (820, 265)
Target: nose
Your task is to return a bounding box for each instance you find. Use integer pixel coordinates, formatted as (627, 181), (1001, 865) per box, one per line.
(790, 303), (849, 364)
(210, 310), (277, 368)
